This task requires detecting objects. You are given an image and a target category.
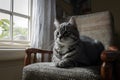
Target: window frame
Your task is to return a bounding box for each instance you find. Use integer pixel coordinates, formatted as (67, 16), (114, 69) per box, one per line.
(0, 0), (32, 49)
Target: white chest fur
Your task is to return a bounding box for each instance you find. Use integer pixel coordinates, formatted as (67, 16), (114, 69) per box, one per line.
(54, 42), (69, 55)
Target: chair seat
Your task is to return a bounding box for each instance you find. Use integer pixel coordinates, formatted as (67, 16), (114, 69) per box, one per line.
(22, 62), (101, 80)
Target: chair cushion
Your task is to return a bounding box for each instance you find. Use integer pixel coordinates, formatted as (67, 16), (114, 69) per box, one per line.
(22, 62), (101, 80)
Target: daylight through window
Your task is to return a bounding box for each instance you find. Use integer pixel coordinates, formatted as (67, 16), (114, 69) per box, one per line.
(0, 0), (31, 49)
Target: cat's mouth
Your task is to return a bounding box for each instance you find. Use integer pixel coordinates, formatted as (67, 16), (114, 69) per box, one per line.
(56, 38), (63, 43)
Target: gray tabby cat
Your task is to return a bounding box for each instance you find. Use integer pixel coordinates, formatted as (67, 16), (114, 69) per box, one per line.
(52, 17), (104, 68)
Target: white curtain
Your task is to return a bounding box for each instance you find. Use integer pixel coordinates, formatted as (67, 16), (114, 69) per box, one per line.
(31, 0), (56, 50)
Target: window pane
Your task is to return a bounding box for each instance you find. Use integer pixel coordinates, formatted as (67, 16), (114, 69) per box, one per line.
(13, 16), (28, 41)
(0, 0), (10, 11)
(14, 0), (29, 15)
(0, 12), (10, 40)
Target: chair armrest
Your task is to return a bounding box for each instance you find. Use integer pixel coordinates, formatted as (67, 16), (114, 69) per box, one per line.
(24, 48), (53, 66)
(101, 46), (120, 80)
(101, 50), (120, 62)
(25, 48), (53, 54)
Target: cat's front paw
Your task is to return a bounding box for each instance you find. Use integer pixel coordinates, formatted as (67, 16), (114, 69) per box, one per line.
(56, 60), (74, 68)
(56, 61), (65, 68)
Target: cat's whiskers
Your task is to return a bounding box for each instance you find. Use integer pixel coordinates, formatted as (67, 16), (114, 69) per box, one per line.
(43, 40), (55, 50)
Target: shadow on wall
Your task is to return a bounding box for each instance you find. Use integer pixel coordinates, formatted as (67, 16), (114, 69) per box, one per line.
(0, 59), (24, 80)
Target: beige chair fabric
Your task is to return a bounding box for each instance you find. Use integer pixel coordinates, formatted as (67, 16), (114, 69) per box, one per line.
(75, 11), (113, 49)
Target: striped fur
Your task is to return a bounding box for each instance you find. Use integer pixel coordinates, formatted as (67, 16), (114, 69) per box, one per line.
(52, 17), (104, 68)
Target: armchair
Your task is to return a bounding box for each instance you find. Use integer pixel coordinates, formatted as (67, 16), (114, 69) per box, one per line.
(22, 11), (120, 80)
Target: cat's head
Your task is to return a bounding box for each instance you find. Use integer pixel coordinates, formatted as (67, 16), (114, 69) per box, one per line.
(54, 17), (79, 44)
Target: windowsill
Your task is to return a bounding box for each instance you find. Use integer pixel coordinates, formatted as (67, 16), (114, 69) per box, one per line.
(0, 49), (25, 61)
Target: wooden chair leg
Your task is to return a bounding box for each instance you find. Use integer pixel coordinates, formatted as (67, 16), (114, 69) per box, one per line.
(101, 62), (113, 80)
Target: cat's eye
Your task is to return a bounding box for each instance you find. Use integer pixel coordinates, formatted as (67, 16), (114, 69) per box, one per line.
(64, 31), (71, 37)
(57, 32), (59, 35)
(65, 31), (70, 34)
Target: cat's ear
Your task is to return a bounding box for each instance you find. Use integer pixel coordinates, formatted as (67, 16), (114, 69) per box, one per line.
(69, 16), (76, 27)
(54, 18), (60, 28)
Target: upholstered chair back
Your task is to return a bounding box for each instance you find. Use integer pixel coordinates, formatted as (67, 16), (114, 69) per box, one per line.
(74, 11), (113, 49)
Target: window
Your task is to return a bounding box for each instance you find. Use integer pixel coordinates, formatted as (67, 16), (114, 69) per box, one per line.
(0, 0), (32, 49)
